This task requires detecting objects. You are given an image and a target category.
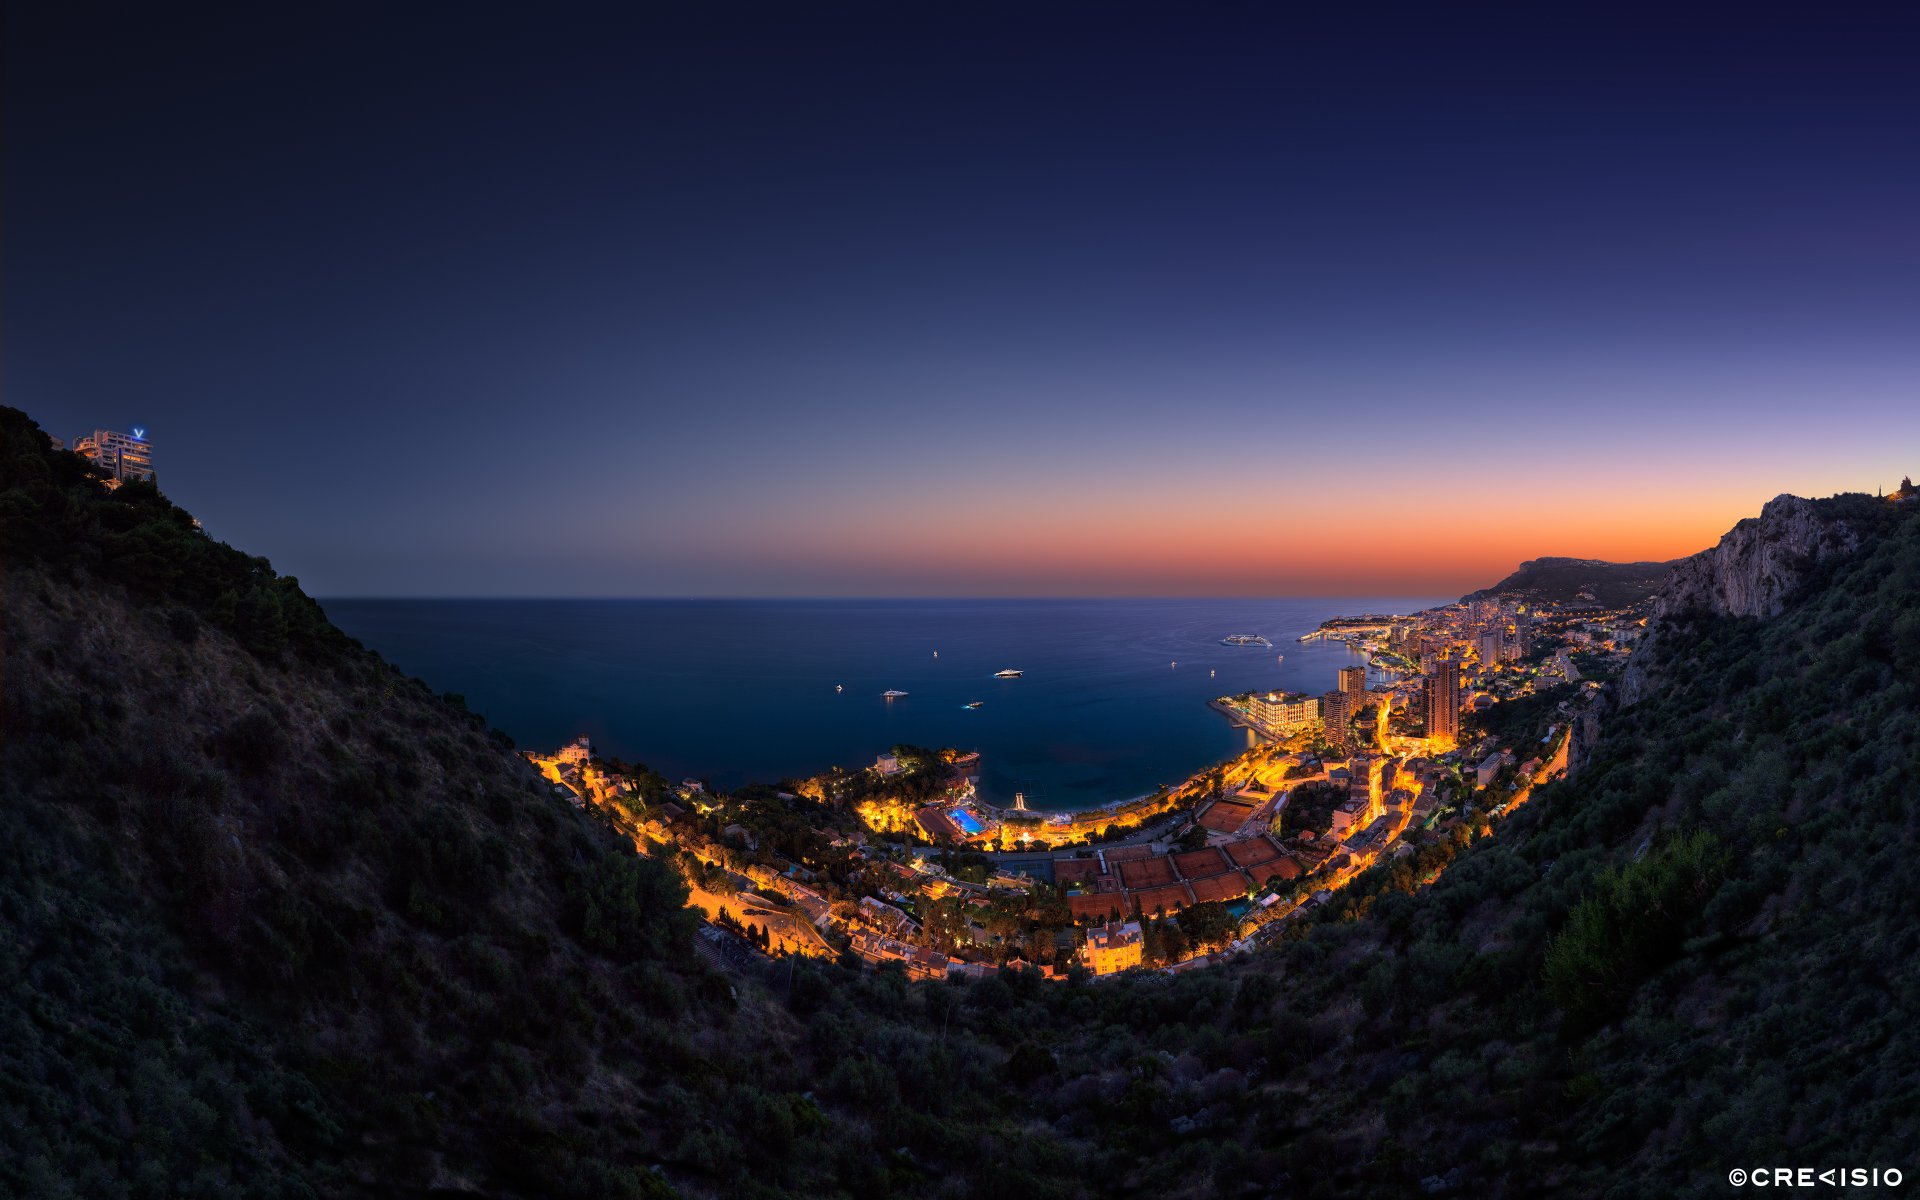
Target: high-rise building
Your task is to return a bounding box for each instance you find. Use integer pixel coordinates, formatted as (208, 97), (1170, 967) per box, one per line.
(1388, 623), (1415, 655)
(72, 428), (154, 485)
(1476, 631), (1504, 666)
(1338, 665), (1367, 698)
(1423, 659), (1461, 748)
(1322, 689), (1354, 753)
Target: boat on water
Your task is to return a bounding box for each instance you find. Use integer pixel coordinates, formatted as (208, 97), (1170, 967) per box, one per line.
(963, 700), (983, 709)
(883, 689), (909, 698)
(993, 668), (1023, 678)
(1220, 633), (1272, 647)
(835, 684), (843, 693)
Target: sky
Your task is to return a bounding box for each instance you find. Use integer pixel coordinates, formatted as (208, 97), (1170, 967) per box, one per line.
(7, 2), (1918, 597)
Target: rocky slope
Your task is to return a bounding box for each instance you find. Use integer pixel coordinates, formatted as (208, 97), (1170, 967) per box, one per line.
(1619, 491), (1883, 705)
(1654, 493), (1865, 620)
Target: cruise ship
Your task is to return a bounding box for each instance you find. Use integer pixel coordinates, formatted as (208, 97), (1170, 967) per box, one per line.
(993, 668), (1023, 678)
(1220, 633), (1272, 647)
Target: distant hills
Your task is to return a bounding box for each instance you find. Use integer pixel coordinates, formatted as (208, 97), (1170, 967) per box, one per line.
(1463, 555), (1676, 607)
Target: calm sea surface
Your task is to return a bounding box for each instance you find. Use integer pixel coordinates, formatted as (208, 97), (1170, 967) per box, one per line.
(322, 597), (1445, 810)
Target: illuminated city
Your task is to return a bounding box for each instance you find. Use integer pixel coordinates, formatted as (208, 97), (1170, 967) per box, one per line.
(6, 4), (1919, 1198)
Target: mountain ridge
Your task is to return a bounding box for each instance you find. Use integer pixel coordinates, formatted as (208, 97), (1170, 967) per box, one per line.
(1463, 555), (1676, 607)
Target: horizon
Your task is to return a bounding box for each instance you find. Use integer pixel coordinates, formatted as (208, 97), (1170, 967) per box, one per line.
(314, 591), (1455, 603)
(10, 3), (1919, 596)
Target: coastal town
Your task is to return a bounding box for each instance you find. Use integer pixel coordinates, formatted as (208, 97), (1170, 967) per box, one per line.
(530, 586), (1651, 982)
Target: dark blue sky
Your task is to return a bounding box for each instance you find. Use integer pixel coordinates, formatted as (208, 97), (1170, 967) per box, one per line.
(9, 3), (1918, 595)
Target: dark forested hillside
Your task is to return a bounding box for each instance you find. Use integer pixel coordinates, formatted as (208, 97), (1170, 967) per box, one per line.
(1465, 556), (1675, 607)
(0, 408), (1081, 1198)
(5, 404), (1918, 1199)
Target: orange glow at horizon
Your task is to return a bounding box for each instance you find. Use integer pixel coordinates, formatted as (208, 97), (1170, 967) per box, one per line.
(686, 479), (1757, 596)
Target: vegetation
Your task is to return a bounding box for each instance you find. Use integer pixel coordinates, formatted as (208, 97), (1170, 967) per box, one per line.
(1464, 555), (1675, 607)
(6, 406), (1918, 1197)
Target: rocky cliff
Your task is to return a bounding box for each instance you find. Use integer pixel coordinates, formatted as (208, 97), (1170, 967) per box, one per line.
(1653, 494), (1863, 620)
(1618, 492), (1875, 704)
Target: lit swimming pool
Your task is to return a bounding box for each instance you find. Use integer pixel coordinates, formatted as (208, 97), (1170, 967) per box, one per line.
(950, 809), (986, 836)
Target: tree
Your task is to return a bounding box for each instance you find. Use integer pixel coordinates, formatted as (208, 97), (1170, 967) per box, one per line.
(1175, 901), (1237, 952)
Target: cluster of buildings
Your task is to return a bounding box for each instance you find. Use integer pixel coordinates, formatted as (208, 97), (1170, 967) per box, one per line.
(847, 925), (1057, 982)
(535, 581), (1647, 983)
(53, 427), (154, 487)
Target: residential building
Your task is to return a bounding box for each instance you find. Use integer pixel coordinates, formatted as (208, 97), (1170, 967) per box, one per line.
(1083, 920), (1144, 975)
(1474, 751), (1506, 788)
(1329, 798), (1369, 837)
(1424, 659), (1461, 748)
(1476, 631), (1503, 666)
(1253, 691), (1319, 733)
(71, 428), (154, 484)
(1349, 755), (1384, 822)
(1321, 689), (1354, 753)
(1338, 665), (1367, 699)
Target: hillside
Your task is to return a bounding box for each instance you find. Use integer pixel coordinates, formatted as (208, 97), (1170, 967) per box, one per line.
(0, 407), (1085, 1199)
(6, 403), (1919, 1198)
(1465, 556), (1675, 607)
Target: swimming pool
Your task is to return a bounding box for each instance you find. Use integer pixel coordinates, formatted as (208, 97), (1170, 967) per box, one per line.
(950, 809), (986, 836)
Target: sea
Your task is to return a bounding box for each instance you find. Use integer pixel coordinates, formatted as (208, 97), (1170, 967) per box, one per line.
(322, 597), (1447, 811)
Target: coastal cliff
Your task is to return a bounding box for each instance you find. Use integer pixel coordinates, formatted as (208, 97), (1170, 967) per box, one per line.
(1654, 493), (1863, 621)
(1618, 492), (1876, 704)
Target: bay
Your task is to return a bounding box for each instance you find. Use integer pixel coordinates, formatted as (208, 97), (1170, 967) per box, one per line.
(322, 596), (1446, 810)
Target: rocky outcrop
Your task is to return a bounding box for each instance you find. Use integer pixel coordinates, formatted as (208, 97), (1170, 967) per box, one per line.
(1653, 494), (1862, 621)
(1564, 702), (1604, 779)
(1618, 493), (1864, 704)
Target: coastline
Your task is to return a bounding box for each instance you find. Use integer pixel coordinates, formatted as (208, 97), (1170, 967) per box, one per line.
(328, 594), (1447, 812)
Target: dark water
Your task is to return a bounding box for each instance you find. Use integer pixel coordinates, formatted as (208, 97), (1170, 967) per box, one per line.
(322, 597), (1444, 810)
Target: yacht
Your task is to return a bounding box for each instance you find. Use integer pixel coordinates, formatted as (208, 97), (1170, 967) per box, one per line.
(882, 689), (909, 699)
(1220, 633), (1273, 647)
(993, 668), (1023, 678)
(963, 700), (983, 710)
